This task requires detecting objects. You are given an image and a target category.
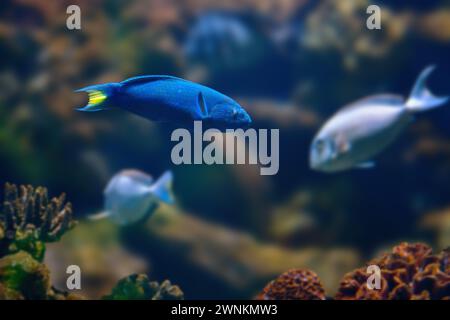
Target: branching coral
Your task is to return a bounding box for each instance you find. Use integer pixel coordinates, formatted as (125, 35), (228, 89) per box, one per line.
(336, 243), (450, 300)
(0, 183), (76, 260)
(256, 269), (326, 300)
(103, 274), (184, 300)
(0, 183), (78, 299)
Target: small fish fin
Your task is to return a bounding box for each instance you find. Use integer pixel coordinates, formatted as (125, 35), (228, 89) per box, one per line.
(75, 83), (112, 112)
(120, 75), (186, 86)
(406, 65), (449, 113)
(355, 161), (376, 169)
(118, 169), (154, 186)
(87, 211), (110, 221)
(197, 92), (209, 117)
(150, 171), (175, 204)
(76, 104), (106, 112)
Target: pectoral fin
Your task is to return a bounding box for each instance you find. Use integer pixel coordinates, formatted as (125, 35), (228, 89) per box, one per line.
(355, 161), (376, 169)
(197, 92), (209, 118)
(335, 133), (351, 153)
(87, 211), (110, 221)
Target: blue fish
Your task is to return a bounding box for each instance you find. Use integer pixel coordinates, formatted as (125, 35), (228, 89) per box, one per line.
(75, 75), (252, 129)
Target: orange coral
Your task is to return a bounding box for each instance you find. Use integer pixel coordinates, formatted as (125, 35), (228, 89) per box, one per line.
(258, 243), (449, 300)
(335, 243), (450, 300)
(256, 269), (326, 300)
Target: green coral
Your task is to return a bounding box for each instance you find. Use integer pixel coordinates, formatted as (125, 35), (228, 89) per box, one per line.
(0, 250), (86, 300)
(103, 274), (184, 300)
(0, 183), (76, 260)
(0, 251), (50, 299)
(0, 283), (23, 300)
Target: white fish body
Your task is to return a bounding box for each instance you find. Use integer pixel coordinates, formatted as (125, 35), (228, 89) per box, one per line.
(310, 66), (449, 173)
(98, 169), (174, 225)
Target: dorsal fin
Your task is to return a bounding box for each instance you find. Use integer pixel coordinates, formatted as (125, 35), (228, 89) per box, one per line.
(337, 94), (404, 115)
(120, 75), (187, 86)
(118, 169), (154, 186)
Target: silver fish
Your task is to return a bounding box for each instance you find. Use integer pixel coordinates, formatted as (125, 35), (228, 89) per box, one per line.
(310, 66), (449, 173)
(93, 169), (174, 225)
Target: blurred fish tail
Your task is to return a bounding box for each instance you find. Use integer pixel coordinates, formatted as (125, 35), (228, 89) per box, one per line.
(406, 65), (449, 113)
(151, 170), (175, 204)
(75, 83), (119, 112)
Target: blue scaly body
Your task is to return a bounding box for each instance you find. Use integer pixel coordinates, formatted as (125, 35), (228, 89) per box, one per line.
(75, 75), (252, 129)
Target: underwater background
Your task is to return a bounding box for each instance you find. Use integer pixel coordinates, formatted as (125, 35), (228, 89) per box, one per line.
(0, 0), (450, 299)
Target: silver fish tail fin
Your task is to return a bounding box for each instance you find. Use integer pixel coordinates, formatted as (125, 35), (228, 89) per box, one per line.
(150, 171), (175, 204)
(75, 83), (119, 112)
(406, 65), (449, 113)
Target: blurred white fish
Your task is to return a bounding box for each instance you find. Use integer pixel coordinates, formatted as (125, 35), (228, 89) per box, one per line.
(92, 169), (174, 225)
(310, 66), (449, 173)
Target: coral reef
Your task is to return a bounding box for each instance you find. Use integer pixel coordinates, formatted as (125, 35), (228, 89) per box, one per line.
(256, 269), (326, 300)
(0, 183), (183, 300)
(0, 183), (78, 299)
(103, 274), (184, 300)
(257, 243), (449, 300)
(336, 243), (450, 300)
(0, 183), (75, 261)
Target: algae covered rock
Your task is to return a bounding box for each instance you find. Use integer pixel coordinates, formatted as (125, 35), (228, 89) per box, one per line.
(0, 251), (50, 299)
(0, 282), (23, 300)
(47, 287), (85, 300)
(103, 273), (184, 300)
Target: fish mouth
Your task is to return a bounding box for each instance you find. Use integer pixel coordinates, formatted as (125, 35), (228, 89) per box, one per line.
(245, 114), (253, 126)
(240, 110), (253, 128)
